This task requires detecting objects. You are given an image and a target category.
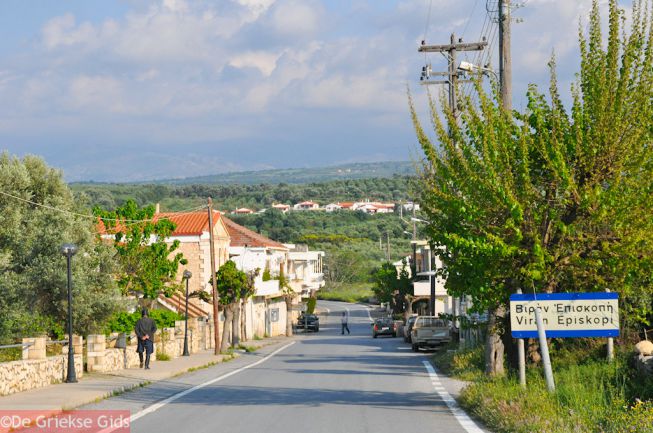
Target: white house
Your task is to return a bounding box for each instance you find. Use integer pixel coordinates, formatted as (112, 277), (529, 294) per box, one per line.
(325, 203), (342, 212)
(272, 203), (290, 213)
(403, 202), (421, 212)
(293, 201), (319, 210)
(284, 244), (325, 297)
(352, 201), (395, 214)
(222, 217), (291, 338)
(233, 208), (255, 215)
(410, 241), (451, 316)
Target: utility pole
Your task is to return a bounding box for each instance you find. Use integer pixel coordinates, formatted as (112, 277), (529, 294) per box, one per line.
(499, 0), (512, 111)
(419, 32), (487, 340)
(498, 0), (524, 387)
(411, 203), (417, 279)
(419, 34), (487, 123)
(386, 232), (391, 262)
(207, 198), (220, 354)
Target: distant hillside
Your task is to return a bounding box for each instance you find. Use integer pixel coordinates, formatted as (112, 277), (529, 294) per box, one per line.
(143, 161), (415, 185)
(72, 176), (417, 213)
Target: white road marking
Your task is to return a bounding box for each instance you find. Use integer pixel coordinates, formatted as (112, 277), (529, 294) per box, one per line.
(97, 342), (295, 433)
(365, 306), (373, 322)
(422, 360), (485, 433)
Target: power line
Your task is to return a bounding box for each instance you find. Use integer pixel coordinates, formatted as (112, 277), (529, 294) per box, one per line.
(0, 189), (206, 224)
(461, 0), (481, 39)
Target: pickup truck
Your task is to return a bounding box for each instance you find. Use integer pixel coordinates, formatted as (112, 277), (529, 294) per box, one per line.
(410, 316), (451, 351)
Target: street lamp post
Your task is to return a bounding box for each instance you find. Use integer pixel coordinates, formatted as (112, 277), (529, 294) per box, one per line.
(182, 270), (192, 356)
(60, 243), (78, 383)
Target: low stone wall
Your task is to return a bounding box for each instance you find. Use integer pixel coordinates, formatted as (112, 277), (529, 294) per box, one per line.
(87, 334), (156, 373)
(0, 354), (83, 396)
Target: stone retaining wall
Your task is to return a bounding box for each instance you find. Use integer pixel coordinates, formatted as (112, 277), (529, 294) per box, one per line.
(87, 334), (156, 373)
(0, 354), (83, 396)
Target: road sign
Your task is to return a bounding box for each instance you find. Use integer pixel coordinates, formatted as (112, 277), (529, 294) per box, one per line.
(510, 292), (619, 338)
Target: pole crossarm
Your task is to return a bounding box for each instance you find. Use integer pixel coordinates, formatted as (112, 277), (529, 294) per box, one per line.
(418, 41), (487, 53)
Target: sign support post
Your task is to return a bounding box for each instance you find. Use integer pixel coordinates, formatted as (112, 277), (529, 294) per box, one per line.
(516, 289), (526, 388)
(606, 289), (614, 362)
(534, 306), (555, 392)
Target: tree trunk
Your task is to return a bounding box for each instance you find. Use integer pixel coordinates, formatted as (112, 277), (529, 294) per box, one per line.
(404, 296), (415, 321)
(285, 296), (294, 336)
(485, 306), (506, 376)
(232, 302), (241, 346)
(240, 298), (247, 342)
(220, 304), (234, 353)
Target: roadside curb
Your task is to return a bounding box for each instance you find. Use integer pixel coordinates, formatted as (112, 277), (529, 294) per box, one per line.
(0, 336), (294, 412)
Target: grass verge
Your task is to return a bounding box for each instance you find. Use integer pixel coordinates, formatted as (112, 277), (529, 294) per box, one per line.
(434, 343), (653, 433)
(317, 283), (374, 303)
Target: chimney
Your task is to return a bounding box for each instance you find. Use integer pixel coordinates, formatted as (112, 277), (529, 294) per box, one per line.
(155, 203), (160, 214)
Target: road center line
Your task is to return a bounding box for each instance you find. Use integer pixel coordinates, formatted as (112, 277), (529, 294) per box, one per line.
(422, 360), (484, 433)
(365, 306), (372, 322)
(98, 342), (295, 433)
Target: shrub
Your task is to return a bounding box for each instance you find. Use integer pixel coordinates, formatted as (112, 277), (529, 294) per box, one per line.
(105, 309), (184, 334)
(306, 298), (317, 314)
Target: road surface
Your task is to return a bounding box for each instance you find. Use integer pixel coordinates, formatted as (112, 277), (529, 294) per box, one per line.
(83, 301), (487, 433)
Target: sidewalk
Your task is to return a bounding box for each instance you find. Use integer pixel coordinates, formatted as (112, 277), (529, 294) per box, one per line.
(0, 336), (291, 412)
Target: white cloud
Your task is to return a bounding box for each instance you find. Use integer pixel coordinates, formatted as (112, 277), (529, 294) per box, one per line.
(0, 0), (626, 181)
(163, 0), (189, 13)
(270, 0), (322, 36)
(42, 14), (96, 49)
(229, 51), (280, 76)
(68, 75), (124, 112)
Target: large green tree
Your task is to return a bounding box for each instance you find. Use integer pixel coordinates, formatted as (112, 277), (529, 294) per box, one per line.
(412, 0), (653, 375)
(0, 153), (122, 341)
(94, 200), (185, 300)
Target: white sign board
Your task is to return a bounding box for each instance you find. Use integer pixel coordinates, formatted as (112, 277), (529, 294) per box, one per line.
(510, 293), (619, 338)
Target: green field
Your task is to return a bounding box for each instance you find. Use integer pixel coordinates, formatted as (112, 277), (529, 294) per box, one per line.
(317, 283), (375, 304)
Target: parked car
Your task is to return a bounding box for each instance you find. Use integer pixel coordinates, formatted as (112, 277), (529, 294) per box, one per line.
(296, 314), (319, 332)
(404, 315), (418, 343)
(410, 316), (451, 351)
(372, 318), (396, 338)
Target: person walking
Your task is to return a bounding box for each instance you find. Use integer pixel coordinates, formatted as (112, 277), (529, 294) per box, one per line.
(135, 308), (157, 369)
(341, 312), (350, 335)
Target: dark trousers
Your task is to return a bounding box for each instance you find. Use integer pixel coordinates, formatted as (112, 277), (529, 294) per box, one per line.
(341, 323), (350, 334)
(137, 339), (153, 368)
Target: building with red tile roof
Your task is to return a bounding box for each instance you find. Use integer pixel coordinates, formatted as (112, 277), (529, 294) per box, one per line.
(97, 210), (230, 317)
(222, 216), (287, 250)
(293, 200), (319, 210)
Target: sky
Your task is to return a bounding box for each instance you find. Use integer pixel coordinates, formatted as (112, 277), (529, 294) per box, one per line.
(0, 0), (615, 182)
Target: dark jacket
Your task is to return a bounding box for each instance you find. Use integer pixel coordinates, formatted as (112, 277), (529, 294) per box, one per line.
(135, 316), (157, 340)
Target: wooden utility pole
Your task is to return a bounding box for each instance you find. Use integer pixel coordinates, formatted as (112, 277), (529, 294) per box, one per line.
(386, 232), (391, 262)
(419, 34), (487, 123)
(499, 0), (512, 111)
(207, 197), (221, 354)
(419, 30), (487, 345)
(498, 0), (522, 386)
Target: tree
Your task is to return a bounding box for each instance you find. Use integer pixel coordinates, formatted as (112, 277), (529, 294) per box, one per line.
(372, 261), (411, 314)
(372, 262), (399, 304)
(323, 249), (370, 289)
(411, 0), (653, 375)
(94, 200), (186, 300)
(0, 153), (122, 341)
(239, 268), (259, 342)
(279, 267), (296, 337)
(213, 260), (247, 353)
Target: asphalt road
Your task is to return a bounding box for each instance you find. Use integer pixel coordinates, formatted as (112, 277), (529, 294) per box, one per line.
(83, 301), (486, 433)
